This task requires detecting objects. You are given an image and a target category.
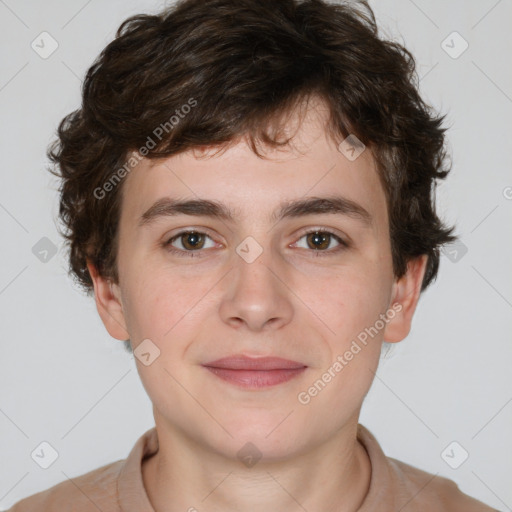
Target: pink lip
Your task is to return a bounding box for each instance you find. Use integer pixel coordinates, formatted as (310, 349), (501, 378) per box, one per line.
(203, 355), (306, 370)
(202, 356), (307, 389)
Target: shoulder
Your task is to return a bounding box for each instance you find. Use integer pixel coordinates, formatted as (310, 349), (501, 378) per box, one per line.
(6, 459), (125, 512)
(356, 424), (497, 511)
(388, 457), (498, 511)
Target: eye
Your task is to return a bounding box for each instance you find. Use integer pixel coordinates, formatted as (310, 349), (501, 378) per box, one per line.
(163, 228), (349, 258)
(164, 230), (216, 257)
(292, 229), (348, 254)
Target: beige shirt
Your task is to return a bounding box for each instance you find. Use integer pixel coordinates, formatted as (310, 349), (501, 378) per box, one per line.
(7, 424), (497, 511)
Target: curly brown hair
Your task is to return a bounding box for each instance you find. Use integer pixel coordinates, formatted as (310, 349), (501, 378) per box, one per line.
(48, 0), (456, 295)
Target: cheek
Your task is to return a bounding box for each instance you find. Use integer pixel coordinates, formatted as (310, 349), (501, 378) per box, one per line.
(123, 267), (220, 353)
(121, 273), (188, 344)
(318, 266), (391, 339)
(300, 273), (388, 412)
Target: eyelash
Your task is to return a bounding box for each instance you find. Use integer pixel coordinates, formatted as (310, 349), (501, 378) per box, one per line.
(162, 228), (349, 258)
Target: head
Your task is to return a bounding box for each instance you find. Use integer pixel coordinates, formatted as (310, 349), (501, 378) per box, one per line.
(48, 0), (456, 456)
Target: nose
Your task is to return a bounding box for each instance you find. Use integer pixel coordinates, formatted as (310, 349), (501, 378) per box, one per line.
(218, 243), (294, 332)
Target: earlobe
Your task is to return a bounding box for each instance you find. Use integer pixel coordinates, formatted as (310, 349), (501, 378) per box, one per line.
(86, 260), (129, 341)
(383, 255), (428, 343)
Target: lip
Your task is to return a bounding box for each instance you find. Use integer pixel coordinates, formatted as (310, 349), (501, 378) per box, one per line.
(202, 355), (307, 389)
(203, 355), (306, 370)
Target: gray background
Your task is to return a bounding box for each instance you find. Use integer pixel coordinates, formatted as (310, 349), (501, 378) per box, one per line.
(0, 0), (511, 509)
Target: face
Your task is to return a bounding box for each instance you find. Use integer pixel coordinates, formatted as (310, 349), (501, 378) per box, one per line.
(89, 98), (427, 459)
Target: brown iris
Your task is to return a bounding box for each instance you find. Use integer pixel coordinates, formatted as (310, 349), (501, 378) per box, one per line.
(180, 231), (206, 250)
(306, 231), (331, 250)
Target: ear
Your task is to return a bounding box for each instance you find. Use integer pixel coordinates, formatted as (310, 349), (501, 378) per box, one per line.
(383, 255), (428, 343)
(86, 260), (129, 341)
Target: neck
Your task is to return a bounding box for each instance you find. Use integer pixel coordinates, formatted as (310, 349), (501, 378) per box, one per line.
(142, 417), (371, 512)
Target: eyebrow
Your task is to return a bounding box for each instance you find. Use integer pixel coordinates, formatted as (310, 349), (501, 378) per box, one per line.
(139, 195), (373, 228)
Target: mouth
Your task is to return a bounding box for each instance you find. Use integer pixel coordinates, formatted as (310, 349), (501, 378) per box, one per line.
(201, 355), (307, 389)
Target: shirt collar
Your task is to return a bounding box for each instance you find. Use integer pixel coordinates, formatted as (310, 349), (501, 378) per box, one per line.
(116, 424), (392, 511)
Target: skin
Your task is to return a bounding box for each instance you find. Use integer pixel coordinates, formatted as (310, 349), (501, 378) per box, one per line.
(88, 97), (427, 512)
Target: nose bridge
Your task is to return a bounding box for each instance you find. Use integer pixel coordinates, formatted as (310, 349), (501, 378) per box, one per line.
(218, 236), (294, 331)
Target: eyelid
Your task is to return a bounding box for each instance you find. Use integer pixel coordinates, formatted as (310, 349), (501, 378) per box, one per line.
(163, 226), (221, 243)
(295, 226), (349, 244)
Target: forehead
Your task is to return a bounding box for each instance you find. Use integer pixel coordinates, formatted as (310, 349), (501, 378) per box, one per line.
(120, 101), (388, 232)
